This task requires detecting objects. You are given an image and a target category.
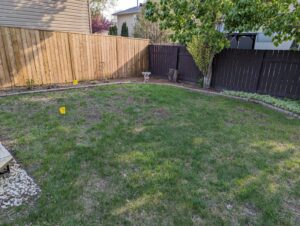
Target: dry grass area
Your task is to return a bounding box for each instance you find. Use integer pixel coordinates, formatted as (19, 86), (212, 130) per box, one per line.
(0, 84), (299, 225)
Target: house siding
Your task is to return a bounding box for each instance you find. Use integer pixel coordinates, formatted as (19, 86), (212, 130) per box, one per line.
(0, 0), (90, 33)
(117, 14), (137, 37)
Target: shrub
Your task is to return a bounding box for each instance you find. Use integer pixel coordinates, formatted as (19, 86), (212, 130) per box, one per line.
(26, 79), (35, 90)
(92, 15), (112, 33)
(109, 25), (118, 35)
(133, 5), (170, 43)
(187, 35), (227, 88)
(121, 22), (129, 37)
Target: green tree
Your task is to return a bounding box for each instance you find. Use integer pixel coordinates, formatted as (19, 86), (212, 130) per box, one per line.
(90, 0), (116, 16)
(225, 0), (299, 46)
(121, 22), (129, 37)
(145, 0), (300, 88)
(134, 1), (170, 43)
(145, 0), (229, 87)
(108, 25), (118, 35)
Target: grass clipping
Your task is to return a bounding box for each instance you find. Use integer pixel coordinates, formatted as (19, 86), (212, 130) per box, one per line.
(223, 91), (300, 115)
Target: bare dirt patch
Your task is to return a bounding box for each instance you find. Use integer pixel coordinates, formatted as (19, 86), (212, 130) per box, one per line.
(242, 203), (258, 217)
(151, 108), (171, 120)
(284, 200), (300, 224)
(224, 119), (236, 127)
(77, 162), (115, 215)
(235, 107), (267, 120)
(192, 215), (204, 225)
(22, 96), (57, 104)
(133, 127), (145, 134)
(81, 175), (112, 215)
(84, 109), (102, 124)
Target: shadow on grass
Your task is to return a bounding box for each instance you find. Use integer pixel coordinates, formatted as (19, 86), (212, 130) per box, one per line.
(0, 84), (299, 225)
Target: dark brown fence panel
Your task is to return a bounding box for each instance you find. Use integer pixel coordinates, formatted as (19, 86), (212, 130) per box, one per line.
(212, 49), (300, 99)
(177, 46), (203, 83)
(149, 44), (203, 82)
(212, 49), (264, 92)
(257, 51), (300, 99)
(149, 44), (300, 99)
(149, 45), (179, 77)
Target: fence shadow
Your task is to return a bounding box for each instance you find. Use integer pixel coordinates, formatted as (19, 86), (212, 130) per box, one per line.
(0, 1), (68, 88)
(0, 26), (149, 89)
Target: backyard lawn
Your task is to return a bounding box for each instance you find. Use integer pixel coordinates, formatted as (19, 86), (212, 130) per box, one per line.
(0, 84), (300, 225)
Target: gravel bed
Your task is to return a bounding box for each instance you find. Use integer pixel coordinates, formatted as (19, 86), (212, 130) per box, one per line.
(0, 160), (40, 209)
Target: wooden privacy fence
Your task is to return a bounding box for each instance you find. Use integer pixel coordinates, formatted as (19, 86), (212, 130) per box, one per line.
(149, 45), (203, 83)
(212, 49), (300, 99)
(0, 26), (149, 88)
(149, 44), (300, 99)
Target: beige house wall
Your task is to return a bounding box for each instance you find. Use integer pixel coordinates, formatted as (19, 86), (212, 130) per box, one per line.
(117, 13), (137, 36)
(0, 0), (90, 33)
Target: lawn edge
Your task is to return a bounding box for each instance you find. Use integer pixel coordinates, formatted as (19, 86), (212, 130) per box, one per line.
(0, 80), (299, 120)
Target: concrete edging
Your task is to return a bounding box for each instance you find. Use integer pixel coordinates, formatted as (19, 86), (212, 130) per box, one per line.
(0, 81), (299, 119)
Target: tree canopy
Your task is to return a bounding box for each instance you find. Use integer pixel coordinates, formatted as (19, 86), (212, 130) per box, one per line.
(145, 0), (229, 45)
(225, 0), (299, 46)
(121, 22), (129, 37)
(134, 4), (170, 43)
(145, 0), (299, 46)
(89, 0), (116, 16)
(145, 0), (230, 87)
(145, 0), (299, 88)
(109, 25), (118, 35)
(92, 15), (112, 33)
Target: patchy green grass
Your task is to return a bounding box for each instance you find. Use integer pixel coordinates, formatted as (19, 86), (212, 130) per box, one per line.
(0, 84), (300, 226)
(223, 91), (300, 115)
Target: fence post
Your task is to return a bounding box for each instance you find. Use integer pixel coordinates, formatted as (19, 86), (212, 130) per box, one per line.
(116, 37), (119, 78)
(67, 33), (76, 80)
(148, 45), (152, 72)
(176, 46), (180, 70)
(255, 50), (266, 93)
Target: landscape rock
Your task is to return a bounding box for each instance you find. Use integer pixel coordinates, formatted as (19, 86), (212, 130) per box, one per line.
(0, 160), (40, 209)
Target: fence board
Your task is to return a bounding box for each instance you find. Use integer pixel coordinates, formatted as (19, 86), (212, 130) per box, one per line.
(177, 46), (203, 83)
(0, 31), (11, 87)
(0, 26), (149, 88)
(149, 45), (179, 77)
(213, 49), (300, 99)
(214, 49), (263, 92)
(150, 44), (300, 99)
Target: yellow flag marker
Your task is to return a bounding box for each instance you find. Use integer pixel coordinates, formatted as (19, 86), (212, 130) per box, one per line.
(59, 106), (66, 115)
(73, 79), (79, 85)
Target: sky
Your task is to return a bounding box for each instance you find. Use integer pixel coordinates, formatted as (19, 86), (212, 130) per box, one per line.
(104, 0), (146, 19)
(116, 0), (143, 11)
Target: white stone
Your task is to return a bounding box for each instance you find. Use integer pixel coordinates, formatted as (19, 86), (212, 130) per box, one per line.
(226, 204), (233, 210)
(0, 159), (40, 209)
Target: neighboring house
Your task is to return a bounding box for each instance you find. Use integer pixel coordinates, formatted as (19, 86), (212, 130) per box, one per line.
(228, 33), (296, 50)
(254, 33), (295, 50)
(112, 5), (142, 37)
(0, 0), (91, 33)
(225, 1), (299, 51)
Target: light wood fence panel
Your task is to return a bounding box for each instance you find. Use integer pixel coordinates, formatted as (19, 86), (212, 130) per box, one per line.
(0, 26), (149, 89)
